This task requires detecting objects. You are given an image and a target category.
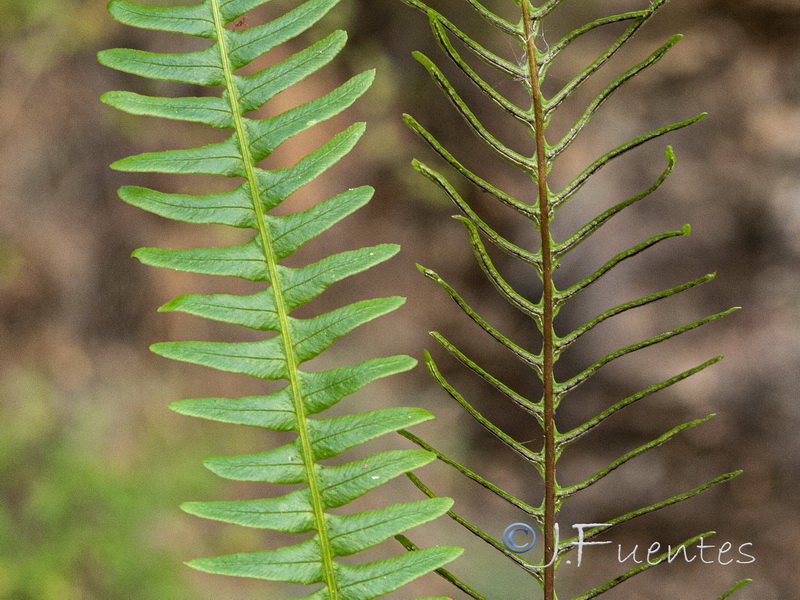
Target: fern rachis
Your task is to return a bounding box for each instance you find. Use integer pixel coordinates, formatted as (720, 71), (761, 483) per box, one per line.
(98, 0), (460, 597)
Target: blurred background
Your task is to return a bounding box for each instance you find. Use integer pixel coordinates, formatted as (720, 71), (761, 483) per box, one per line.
(0, 0), (798, 598)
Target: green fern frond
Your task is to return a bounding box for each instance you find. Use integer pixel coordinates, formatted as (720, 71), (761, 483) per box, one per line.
(400, 0), (749, 598)
(99, 0), (460, 596)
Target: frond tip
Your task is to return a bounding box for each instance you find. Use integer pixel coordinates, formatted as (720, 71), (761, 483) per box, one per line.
(100, 0), (459, 596)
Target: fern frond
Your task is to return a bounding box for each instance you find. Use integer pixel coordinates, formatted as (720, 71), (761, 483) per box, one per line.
(402, 0), (747, 598)
(543, 0), (668, 110)
(413, 161), (540, 264)
(559, 471), (741, 551)
(717, 579), (753, 599)
(399, 429), (540, 517)
(570, 531), (715, 600)
(99, 0), (460, 596)
(401, 0), (525, 80)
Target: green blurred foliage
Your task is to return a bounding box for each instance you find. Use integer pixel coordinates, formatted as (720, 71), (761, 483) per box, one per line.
(0, 367), (211, 600)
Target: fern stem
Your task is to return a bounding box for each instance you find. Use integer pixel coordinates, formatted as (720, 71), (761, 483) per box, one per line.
(209, 1), (339, 597)
(522, 2), (556, 598)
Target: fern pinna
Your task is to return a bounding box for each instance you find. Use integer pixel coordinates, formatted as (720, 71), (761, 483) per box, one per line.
(398, 1), (751, 598)
(98, 0), (461, 597)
